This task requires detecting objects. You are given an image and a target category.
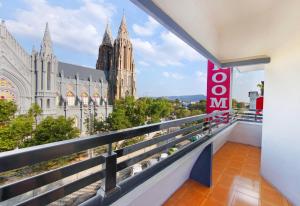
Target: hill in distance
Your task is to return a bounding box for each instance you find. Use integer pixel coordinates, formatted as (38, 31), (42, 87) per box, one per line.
(162, 94), (206, 103)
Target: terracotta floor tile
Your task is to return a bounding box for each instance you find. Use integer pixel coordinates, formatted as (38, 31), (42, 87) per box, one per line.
(163, 143), (289, 206)
(209, 185), (235, 203)
(201, 197), (225, 206)
(231, 192), (259, 206)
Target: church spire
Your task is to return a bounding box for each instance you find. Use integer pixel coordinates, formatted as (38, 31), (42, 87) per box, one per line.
(40, 22), (53, 55)
(117, 14), (129, 39)
(102, 22), (113, 46)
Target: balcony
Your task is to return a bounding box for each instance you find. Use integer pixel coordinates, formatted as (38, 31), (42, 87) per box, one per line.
(0, 111), (280, 206)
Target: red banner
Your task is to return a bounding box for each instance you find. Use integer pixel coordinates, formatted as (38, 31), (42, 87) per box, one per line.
(206, 60), (231, 114)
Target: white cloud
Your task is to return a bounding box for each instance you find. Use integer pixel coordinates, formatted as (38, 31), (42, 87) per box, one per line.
(6, 0), (115, 55)
(196, 71), (207, 92)
(162, 71), (184, 80)
(138, 61), (150, 67)
(132, 16), (159, 36)
(196, 71), (207, 80)
(132, 31), (204, 67)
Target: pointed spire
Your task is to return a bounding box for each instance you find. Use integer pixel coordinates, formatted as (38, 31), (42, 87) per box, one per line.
(40, 22), (53, 55)
(102, 22), (113, 46)
(117, 13), (129, 39)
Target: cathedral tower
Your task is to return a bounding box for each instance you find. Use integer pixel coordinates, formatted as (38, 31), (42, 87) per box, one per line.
(96, 23), (114, 103)
(96, 15), (136, 104)
(112, 15), (136, 101)
(33, 23), (58, 115)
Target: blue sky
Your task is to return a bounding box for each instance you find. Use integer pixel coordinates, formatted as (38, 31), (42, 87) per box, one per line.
(0, 0), (263, 102)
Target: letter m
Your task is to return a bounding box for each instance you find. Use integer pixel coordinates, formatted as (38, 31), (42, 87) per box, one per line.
(210, 98), (227, 108)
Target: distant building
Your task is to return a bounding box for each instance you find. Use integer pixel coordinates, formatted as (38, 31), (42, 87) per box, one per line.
(248, 91), (259, 111)
(0, 15), (136, 133)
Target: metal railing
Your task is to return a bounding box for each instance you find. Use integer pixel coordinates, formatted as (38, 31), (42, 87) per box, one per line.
(0, 110), (257, 206)
(234, 109), (263, 122)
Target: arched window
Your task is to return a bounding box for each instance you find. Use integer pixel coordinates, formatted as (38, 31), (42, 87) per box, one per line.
(93, 93), (100, 106)
(0, 78), (16, 102)
(81, 92), (89, 106)
(47, 62), (51, 90)
(66, 91), (75, 106)
(41, 60), (44, 90)
(47, 99), (50, 108)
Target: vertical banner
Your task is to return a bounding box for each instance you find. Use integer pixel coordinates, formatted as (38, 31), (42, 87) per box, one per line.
(206, 60), (231, 115)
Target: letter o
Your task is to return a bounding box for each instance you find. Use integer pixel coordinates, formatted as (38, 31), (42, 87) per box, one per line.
(212, 72), (227, 83)
(212, 85), (226, 95)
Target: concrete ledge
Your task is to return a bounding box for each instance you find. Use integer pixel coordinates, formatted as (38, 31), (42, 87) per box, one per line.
(111, 123), (237, 206)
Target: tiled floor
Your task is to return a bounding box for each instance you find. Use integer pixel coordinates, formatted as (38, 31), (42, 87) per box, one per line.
(163, 142), (292, 206)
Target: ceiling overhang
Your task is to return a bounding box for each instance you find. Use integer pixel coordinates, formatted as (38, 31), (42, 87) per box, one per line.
(130, 0), (300, 69)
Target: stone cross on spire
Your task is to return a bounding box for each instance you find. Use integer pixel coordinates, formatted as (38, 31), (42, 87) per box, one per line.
(102, 22), (113, 46)
(117, 14), (129, 39)
(40, 22), (53, 56)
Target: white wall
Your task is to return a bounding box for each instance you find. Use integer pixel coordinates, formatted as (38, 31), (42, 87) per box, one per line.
(228, 122), (262, 147)
(261, 36), (300, 205)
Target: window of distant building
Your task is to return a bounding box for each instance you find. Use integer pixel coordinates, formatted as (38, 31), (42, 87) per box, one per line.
(47, 99), (50, 108)
(93, 93), (100, 106)
(41, 61), (44, 90)
(0, 78), (16, 102)
(66, 91), (75, 106)
(81, 92), (89, 106)
(47, 62), (51, 90)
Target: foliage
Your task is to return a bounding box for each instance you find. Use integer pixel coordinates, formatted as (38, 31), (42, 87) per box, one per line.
(23, 116), (80, 147)
(120, 136), (145, 148)
(0, 100), (17, 125)
(103, 96), (172, 131)
(257, 81), (264, 96)
(28, 103), (42, 124)
(232, 98), (246, 110)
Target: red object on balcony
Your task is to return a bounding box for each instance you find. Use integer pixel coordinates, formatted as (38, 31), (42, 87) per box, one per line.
(256, 96), (264, 114)
(206, 60), (231, 114)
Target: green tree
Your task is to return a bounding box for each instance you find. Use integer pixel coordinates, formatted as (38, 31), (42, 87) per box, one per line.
(28, 103), (42, 125)
(23, 116), (80, 147)
(257, 81), (264, 96)
(0, 115), (34, 152)
(0, 99), (17, 125)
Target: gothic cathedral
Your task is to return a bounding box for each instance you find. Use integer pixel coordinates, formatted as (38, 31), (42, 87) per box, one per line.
(0, 15), (136, 132)
(96, 15), (136, 103)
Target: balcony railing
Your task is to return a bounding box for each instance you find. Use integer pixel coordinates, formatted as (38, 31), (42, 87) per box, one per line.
(0, 110), (262, 206)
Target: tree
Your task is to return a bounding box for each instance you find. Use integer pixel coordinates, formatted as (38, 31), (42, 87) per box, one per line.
(28, 103), (42, 125)
(0, 100), (34, 152)
(23, 116), (80, 147)
(257, 81), (264, 96)
(0, 115), (34, 152)
(0, 99), (17, 125)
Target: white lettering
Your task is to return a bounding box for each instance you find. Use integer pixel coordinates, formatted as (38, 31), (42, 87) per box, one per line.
(212, 85), (226, 95)
(210, 98), (227, 108)
(212, 72), (227, 83)
(212, 67), (229, 71)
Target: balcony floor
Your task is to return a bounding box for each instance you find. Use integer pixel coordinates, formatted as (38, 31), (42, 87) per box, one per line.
(163, 142), (291, 206)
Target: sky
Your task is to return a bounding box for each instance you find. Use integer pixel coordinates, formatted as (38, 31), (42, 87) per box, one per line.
(0, 0), (264, 102)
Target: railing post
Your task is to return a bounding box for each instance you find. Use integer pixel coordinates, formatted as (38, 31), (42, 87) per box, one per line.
(103, 152), (117, 193)
(208, 119), (212, 135)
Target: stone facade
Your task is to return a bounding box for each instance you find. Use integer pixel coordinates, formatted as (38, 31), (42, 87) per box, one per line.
(96, 15), (136, 103)
(0, 16), (136, 133)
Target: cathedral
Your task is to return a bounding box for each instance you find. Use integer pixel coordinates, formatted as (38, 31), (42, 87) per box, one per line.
(0, 16), (136, 132)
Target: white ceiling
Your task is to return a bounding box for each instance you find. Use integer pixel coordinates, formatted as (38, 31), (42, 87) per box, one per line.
(151, 0), (300, 66)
